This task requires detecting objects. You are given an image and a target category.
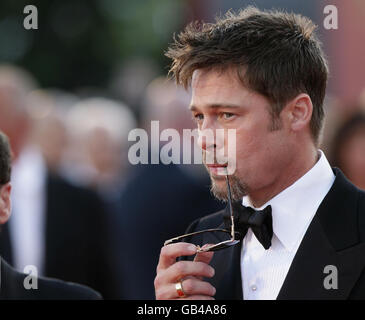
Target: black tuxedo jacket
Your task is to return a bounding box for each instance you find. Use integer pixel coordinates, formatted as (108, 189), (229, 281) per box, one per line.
(184, 168), (365, 299)
(0, 257), (101, 299)
(0, 171), (116, 299)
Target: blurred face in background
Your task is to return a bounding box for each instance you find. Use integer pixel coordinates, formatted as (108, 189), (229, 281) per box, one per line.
(65, 98), (136, 191)
(337, 126), (365, 190)
(0, 89), (30, 158)
(86, 127), (123, 179)
(32, 115), (69, 172)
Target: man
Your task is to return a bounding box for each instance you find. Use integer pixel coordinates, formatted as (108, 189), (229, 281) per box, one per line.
(0, 65), (116, 299)
(154, 7), (365, 300)
(0, 132), (101, 299)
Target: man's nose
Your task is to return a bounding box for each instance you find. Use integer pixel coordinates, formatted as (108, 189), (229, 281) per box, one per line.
(198, 119), (218, 151)
(200, 137), (216, 151)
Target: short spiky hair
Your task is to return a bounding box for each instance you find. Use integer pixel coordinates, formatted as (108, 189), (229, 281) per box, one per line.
(166, 7), (328, 144)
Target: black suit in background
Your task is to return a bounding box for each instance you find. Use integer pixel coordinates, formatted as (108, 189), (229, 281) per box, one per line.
(0, 257), (101, 300)
(0, 171), (117, 299)
(183, 168), (365, 299)
(109, 163), (224, 299)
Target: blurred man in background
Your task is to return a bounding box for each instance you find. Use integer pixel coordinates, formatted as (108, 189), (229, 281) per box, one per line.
(64, 97), (136, 202)
(330, 108), (365, 190)
(0, 64), (117, 299)
(0, 131), (101, 299)
(29, 89), (78, 175)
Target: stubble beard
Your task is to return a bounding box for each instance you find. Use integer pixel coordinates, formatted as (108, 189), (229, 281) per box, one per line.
(202, 151), (249, 202)
(209, 172), (249, 202)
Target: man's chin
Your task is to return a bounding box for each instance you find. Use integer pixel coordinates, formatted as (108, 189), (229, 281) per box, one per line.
(209, 174), (229, 201)
(210, 173), (227, 180)
(209, 173), (249, 202)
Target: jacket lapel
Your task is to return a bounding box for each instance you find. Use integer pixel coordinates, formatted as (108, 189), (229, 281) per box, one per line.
(199, 208), (243, 300)
(210, 237), (243, 300)
(277, 168), (365, 299)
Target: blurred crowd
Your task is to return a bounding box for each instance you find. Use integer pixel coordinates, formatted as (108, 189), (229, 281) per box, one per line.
(0, 63), (223, 299)
(0, 62), (364, 299)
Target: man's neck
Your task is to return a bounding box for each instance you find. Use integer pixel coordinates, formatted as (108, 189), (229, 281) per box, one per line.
(248, 148), (319, 208)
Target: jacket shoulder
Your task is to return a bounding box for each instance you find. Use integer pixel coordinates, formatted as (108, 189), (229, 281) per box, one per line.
(0, 259), (102, 300)
(185, 208), (226, 233)
(35, 276), (102, 300)
(358, 188), (365, 242)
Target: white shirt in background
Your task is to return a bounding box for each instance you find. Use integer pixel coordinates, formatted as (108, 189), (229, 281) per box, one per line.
(9, 146), (47, 275)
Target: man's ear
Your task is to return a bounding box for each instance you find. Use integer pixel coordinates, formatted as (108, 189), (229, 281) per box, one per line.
(285, 93), (313, 133)
(0, 183), (11, 224)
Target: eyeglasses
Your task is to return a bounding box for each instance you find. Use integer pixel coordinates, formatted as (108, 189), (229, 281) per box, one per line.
(163, 174), (241, 252)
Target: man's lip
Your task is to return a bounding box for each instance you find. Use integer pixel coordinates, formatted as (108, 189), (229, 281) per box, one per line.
(206, 164), (228, 168)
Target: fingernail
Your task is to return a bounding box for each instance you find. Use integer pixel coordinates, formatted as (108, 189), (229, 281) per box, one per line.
(210, 267), (215, 277)
(188, 245), (197, 253)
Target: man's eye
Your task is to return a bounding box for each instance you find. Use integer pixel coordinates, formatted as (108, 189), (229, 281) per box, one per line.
(221, 112), (234, 120)
(193, 114), (204, 121)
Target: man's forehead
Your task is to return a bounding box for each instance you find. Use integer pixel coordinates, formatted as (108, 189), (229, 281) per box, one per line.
(191, 67), (242, 88)
(190, 67), (256, 110)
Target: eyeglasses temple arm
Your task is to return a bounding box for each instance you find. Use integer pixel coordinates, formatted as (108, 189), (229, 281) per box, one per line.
(163, 228), (230, 246)
(225, 174), (235, 240)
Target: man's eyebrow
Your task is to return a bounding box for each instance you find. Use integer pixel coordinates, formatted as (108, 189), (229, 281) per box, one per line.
(189, 104), (242, 111)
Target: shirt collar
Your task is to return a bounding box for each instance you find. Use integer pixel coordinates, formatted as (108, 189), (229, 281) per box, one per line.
(241, 150), (335, 252)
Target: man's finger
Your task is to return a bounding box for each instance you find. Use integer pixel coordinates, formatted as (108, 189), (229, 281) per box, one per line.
(155, 278), (216, 300)
(180, 278), (216, 297)
(193, 244), (214, 280)
(163, 260), (215, 283)
(179, 295), (215, 300)
(157, 242), (197, 272)
(194, 244), (214, 264)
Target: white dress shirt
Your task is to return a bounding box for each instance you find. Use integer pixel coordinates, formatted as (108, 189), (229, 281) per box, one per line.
(8, 146), (47, 275)
(241, 150), (335, 300)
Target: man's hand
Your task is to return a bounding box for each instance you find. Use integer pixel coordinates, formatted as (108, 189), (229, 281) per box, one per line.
(154, 242), (216, 300)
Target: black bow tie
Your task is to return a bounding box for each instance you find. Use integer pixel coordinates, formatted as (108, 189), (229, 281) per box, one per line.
(224, 201), (273, 250)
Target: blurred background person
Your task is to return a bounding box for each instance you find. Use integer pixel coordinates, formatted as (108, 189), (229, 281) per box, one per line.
(29, 89), (78, 175)
(0, 131), (102, 300)
(329, 107), (365, 190)
(0, 64), (117, 299)
(63, 97), (136, 202)
(109, 77), (224, 299)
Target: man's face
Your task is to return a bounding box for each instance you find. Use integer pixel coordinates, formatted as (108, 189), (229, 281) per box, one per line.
(190, 67), (293, 202)
(0, 90), (29, 158)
